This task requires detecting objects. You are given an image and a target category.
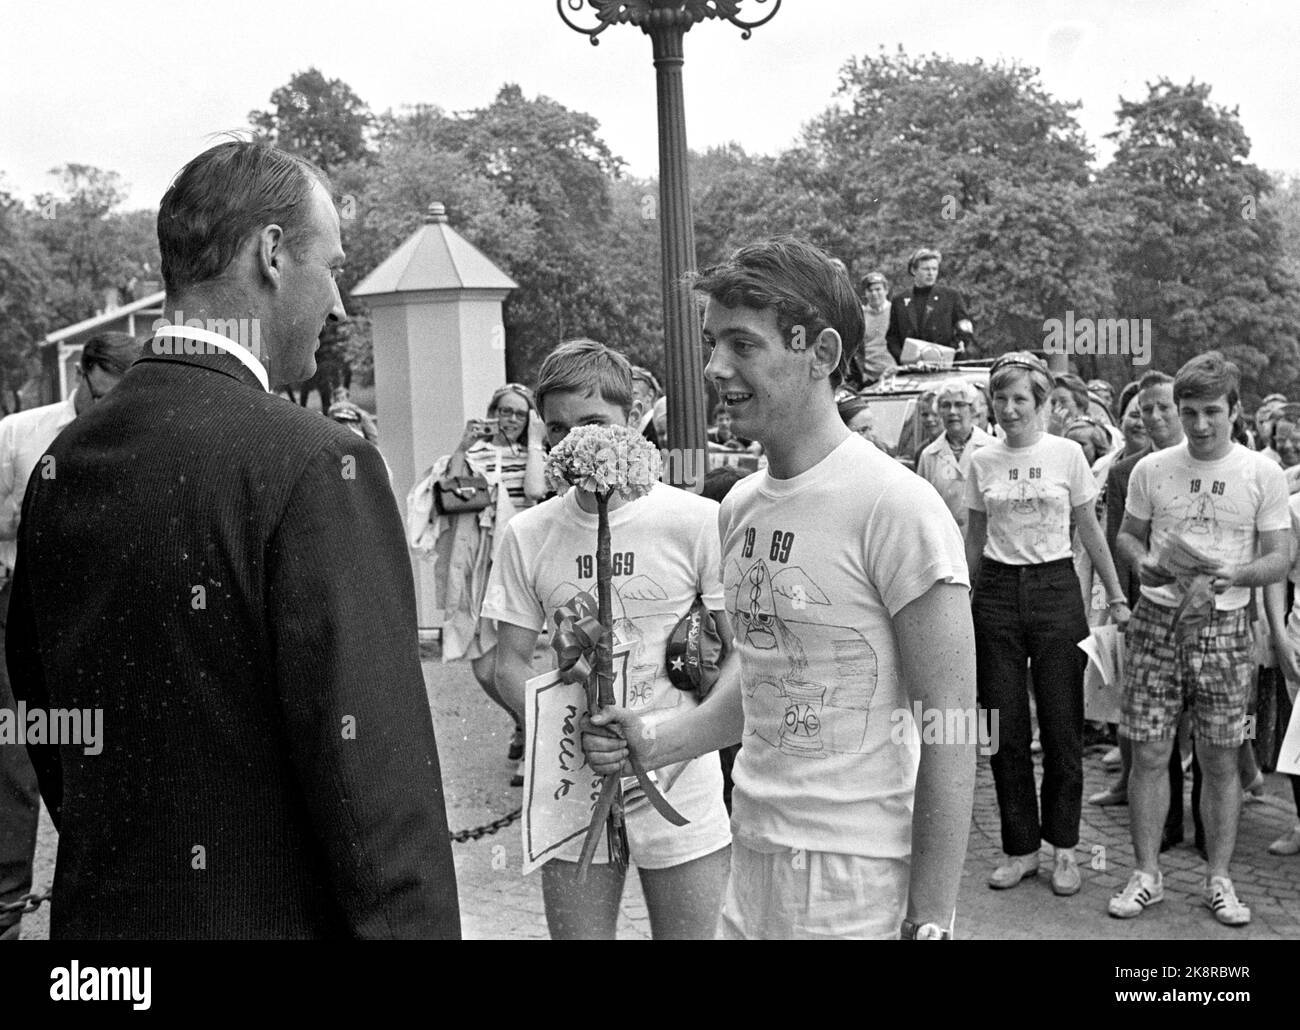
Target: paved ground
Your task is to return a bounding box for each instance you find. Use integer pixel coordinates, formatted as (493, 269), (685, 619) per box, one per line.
(19, 647), (1300, 940)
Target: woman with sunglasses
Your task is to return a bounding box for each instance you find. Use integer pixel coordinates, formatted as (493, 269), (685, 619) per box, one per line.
(417, 384), (548, 782)
(964, 353), (1130, 897)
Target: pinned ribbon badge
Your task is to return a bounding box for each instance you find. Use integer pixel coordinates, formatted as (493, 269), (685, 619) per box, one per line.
(551, 593), (603, 689)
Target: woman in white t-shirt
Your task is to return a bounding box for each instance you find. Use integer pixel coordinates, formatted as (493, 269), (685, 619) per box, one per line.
(964, 353), (1130, 898)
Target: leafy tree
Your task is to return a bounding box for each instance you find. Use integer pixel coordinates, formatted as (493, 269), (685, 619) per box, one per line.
(347, 87), (653, 381)
(1101, 79), (1300, 402)
(248, 67), (373, 173)
(31, 165), (159, 327)
(1263, 172), (1300, 278)
(0, 186), (55, 411)
(797, 48), (1103, 356)
(691, 144), (846, 266)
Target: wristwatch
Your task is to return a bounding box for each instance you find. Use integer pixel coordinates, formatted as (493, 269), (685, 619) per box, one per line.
(900, 918), (951, 940)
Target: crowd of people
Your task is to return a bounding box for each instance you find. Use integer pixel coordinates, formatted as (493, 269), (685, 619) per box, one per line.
(0, 138), (1295, 942)
(430, 283), (1300, 938)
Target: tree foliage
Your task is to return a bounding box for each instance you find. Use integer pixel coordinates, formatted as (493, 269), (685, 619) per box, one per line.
(1101, 80), (1300, 400)
(248, 67), (372, 173)
(11, 55), (1300, 416)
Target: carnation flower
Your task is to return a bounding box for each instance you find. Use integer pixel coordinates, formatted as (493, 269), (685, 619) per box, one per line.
(544, 424), (662, 500)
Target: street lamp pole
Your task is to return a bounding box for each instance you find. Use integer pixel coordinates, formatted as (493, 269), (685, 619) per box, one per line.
(557, 0), (781, 466)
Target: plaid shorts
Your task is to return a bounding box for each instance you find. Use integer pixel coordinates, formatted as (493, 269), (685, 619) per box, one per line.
(1121, 598), (1253, 748)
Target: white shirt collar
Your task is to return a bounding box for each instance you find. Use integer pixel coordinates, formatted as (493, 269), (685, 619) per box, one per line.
(151, 325), (270, 392)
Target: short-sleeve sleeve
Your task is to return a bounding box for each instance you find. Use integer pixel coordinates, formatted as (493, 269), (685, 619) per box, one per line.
(695, 507), (725, 610)
(1065, 443), (1099, 507)
(480, 521), (545, 632)
(964, 452), (987, 513)
(867, 477), (970, 616)
(1257, 459), (1291, 532)
(1126, 457), (1154, 522)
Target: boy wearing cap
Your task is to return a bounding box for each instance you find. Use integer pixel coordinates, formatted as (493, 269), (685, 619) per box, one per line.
(483, 339), (732, 940)
(585, 237), (977, 939)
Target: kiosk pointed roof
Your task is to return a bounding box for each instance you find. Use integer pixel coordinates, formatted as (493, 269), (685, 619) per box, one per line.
(352, 203), (516, 295)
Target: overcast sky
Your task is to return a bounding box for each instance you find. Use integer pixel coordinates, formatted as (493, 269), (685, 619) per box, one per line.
(2, 0), (1297, 209)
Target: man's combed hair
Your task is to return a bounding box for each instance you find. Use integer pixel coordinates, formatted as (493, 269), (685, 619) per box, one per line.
(535, 338), (635, 417)
(1174, 351), (1240, 409)
(1137, 370), (1174, 393)
(158, 140), (329, 296)
(692, 236), (864, 389)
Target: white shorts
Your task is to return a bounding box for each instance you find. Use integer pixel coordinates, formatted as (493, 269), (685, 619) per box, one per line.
(718, 838), (909, 940)
(553, 751), (732, 871)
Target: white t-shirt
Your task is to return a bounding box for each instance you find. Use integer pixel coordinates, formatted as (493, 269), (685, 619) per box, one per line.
(966, 434), (1097, 565)
(481, 481), (730, 868)
(720, 433), (969, 860)
(1127, 442), (1290, 611)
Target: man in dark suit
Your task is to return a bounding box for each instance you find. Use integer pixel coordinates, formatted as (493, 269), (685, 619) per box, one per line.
(885, 247), (973, 363)
(6, 141), (460, 938)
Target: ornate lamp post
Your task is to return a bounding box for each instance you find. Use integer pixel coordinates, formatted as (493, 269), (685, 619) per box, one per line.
(557, 0), (781, 467)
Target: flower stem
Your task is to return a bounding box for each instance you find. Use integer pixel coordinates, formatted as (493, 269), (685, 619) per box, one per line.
(595, 491), (615, 707)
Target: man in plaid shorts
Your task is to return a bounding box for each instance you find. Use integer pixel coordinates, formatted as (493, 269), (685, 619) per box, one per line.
(1111, 352), (1290, 926)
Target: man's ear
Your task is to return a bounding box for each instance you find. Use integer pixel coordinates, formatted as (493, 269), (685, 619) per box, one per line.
(625, 398), (645, 429)
(809, 327), (843, 383)
(256, 224), (287, 288)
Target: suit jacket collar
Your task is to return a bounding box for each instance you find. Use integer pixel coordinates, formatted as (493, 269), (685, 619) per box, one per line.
(135, 337), (269, 393)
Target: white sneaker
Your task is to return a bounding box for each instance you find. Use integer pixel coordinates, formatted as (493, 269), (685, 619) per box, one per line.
(1108, 870), (1163, 919)
(1203, 876), (1251, 926)
(1268, 825), (1300, 856)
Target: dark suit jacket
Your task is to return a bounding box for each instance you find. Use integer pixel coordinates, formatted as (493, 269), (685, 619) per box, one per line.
(7, 344), (461, 939)
(1105, 444), (1154, 607)
(886, 285), (970, 362)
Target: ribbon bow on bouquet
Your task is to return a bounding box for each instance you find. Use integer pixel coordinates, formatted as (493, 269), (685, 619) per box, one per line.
(1157, 535), (1224, 643)
(544, 425), (686, 881)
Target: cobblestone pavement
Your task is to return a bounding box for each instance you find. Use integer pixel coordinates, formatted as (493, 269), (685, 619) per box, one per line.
(21, 651), (1299, 940)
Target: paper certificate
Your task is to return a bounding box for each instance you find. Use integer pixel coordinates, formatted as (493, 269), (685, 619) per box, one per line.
(521, 644), (631, 875)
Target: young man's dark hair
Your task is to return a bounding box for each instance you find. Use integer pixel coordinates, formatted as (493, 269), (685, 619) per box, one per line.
(1174, 350), (1240, 410)
(158, 140), (329, 296)
(80, 331), (142, 377)
(693, 236), (865, 389)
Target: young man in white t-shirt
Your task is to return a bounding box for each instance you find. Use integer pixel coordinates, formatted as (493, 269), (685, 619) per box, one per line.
(482, 339), (732, 940)
(585, 237), (977, 939)
(1112, 352), (1290, 926)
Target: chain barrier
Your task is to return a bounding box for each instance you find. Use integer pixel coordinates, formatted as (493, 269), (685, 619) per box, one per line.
(0, 890), (50, 916)
(0, 812), (519, 920)
(449, 807), (521, 843)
